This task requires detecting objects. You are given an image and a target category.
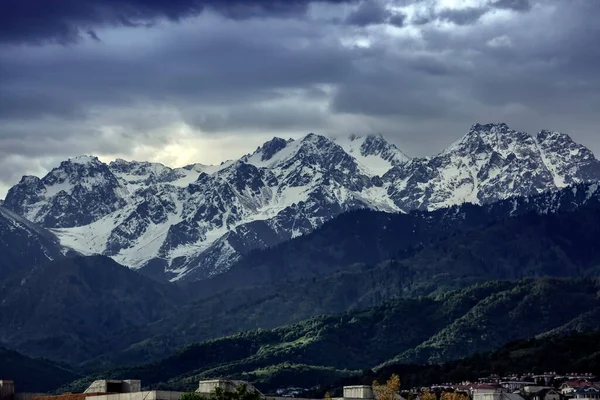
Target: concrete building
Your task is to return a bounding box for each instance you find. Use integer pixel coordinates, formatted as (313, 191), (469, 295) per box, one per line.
(1, 381), (15, 400)
(84, 381), (141, 394)
(0, 380), (46, 400)
(343, 387), (374, 400)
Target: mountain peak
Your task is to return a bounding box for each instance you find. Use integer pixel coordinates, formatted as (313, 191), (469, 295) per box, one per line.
(67, 155), (101, 165)
(536, 129), (574, 143)
(302, 132), (327, 143)
(257, 137), (290, 161)
(18, 175), (43, 186)
(470, 122), (511, 132)
(445, 122), (533, 156)
(332, 133), (410, 176)
(348, 133), (384, 142)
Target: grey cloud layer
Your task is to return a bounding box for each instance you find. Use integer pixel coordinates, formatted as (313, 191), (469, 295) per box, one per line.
(1, 0), (600, 195)
(0, 0), (357, 44)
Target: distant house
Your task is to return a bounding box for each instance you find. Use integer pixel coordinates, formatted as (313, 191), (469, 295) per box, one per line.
(472, 383), (508, 396)
(532, 374), (558, 387)
(472, 390), (525, 400)
(479, 376), (502, 385)
(530, 388), (561, 400)
(500, 382), (531, 392)
(561, 381), (600, 397)
(572, 387), (600, 400)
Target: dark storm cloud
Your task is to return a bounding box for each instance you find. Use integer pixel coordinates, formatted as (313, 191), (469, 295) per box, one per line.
(86, 30), (102, 41)
(345, 1), (390, 26)
(0, 23), (359, 122)
(438, 7), (488, 25)
(0, 0), (357, 45)
(492, 0), (532, 12)
(388, 13), (406, 28)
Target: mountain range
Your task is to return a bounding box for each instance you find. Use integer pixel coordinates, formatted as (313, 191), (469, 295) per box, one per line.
(3, 123), (600, 282)
(3, 181), (600, 369)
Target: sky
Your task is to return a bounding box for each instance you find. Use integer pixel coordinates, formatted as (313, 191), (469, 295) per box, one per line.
(1, 0), (600, 198)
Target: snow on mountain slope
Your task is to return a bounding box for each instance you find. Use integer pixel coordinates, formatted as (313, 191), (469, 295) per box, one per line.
(3, 123), (600, 282)
(333, 133), (410, 176)
(535, 129), (600, 185)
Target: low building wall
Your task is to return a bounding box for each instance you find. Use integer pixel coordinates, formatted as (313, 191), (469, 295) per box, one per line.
(35, 392), (112, 400)
(89, 391), (185, 400)
(14, 393), (47, 400)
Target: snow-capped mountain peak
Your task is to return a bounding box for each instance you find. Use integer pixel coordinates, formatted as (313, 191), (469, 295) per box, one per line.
(444, 122), (534, 158)
(333, 133), (410, 176)
(383, 122), (600, 211)
(255, 137), (293, 162)
(4, 155), (126, 228)
(68, 154), (102, 165)
(4, 124), (600, 282)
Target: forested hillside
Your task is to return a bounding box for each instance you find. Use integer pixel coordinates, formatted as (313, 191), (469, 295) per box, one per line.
(65, 278), (600, 393)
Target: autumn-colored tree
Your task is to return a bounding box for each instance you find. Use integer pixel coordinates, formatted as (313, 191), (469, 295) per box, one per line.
(373, 374), (401, 400)
(419, 390), (437, 400)
(440, 392), (469, 400)
(324, 392), (332, 400)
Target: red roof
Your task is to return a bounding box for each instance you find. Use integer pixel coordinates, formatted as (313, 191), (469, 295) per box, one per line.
(563, 381), (600, 389)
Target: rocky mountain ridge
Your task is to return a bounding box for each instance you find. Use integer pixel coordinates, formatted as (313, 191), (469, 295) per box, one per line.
(3, 123), (600, 281)
(0, 206), (69, 281)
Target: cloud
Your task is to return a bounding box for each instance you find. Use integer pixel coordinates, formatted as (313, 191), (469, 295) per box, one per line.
(491, 0), (532, 12)
(438, 7), (488, 25)
(87, 30), (102, 41)
(345, 1), (390, 26)
(388, 13), (406, 27)
(0, 0), (357, 45)
(487, 35), (512, 48)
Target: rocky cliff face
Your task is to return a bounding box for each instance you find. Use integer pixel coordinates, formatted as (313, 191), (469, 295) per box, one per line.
(4, 123), (600, 281)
